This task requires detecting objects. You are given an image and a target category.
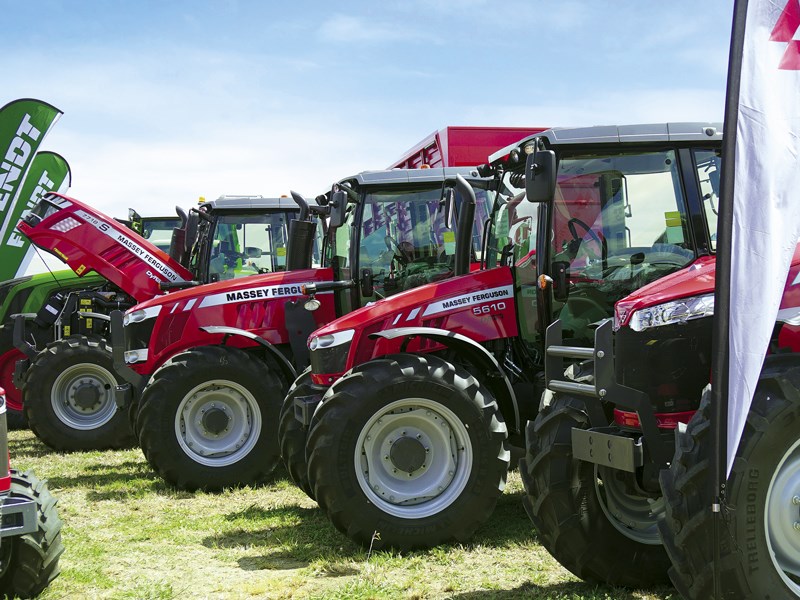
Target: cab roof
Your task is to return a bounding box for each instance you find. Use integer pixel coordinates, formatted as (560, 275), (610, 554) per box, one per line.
(205, 195), (309, 212)
(488, 122), (723, 164)
(339, 166), (483, 187)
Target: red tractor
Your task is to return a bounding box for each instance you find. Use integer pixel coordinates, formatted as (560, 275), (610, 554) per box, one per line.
(111, 167), (499, 492)
(0, 387), (63, 598)
(12, 194), (304, 450)
(288, 123), (727, 552)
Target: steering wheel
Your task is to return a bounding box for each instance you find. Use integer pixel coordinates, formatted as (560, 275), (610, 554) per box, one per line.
(567, 217), (607, 260)
(384, 235), (412, 264)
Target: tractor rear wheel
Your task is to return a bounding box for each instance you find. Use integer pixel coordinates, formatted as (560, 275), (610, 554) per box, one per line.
(24, 335), (134, 450)
(137, 345), (284, 491)
(278, 367), (316, 498)
(520, 393), (671, 587)
(306, 353), (509, 550)
(659, 357), (800, 598)
(0, 470), (64, 598)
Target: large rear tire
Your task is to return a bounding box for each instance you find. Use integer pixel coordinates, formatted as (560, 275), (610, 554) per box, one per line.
(306, 354), (509, 550)
(137, 345), (284, 492)
(23, 335), (134, 451)
(0, 470), (64, 598)
(520, 393), (671, 587)
(659, 356), (800, 598)
(278, 367), (316, 498)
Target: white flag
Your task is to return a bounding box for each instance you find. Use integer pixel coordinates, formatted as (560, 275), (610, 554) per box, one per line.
(726, 0), (800, 474)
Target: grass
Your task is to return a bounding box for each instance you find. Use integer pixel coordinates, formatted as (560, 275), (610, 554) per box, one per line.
(9, 429), (679, 600)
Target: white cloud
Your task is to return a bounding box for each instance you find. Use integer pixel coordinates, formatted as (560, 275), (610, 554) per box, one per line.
(318, 14), (438, 44)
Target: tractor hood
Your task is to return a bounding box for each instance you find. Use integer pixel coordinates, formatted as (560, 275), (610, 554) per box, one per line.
(308, 267), (518, 384)
(312, 267), (515, 339)
(122, 267), (337, 376)
(615, 245), (800, 329)
(614, 256), (717, 328)
(127, 267), (330, 313)
(18, 193), (192, 302)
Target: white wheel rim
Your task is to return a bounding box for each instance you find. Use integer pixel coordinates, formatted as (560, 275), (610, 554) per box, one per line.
(765, 437), (800, 592)
(595, 465), (664, 546)
(354, 397), (472, 519)
(51, 363), (118, 430)
(174, 379), (262, 467)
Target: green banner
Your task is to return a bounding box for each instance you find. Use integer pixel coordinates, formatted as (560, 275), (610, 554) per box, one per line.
(4, 151), (72, 278)
(0, 98), (63, 280)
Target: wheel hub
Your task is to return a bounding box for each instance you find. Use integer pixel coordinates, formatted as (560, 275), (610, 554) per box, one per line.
(175, 379), (262, 467)
(202, 407), (230, 435)
(72, 381), (102, 411)
(389, 436), (427, 473)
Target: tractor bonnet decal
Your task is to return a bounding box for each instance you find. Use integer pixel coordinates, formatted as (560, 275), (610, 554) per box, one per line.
(422, 285), (513, 317)
(198, 283), (313, 309)
(74, 209), (186, 283)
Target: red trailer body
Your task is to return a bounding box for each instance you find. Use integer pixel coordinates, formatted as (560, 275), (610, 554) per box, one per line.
(389, 126), (547, 169)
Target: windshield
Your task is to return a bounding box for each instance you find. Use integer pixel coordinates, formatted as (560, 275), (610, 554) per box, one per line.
(355, 184), (495, 300)
(329, 184), (494, 302)
(140, 218), (180, 253)
(206, 211), (299, 281)
(551, 150), (694, 343)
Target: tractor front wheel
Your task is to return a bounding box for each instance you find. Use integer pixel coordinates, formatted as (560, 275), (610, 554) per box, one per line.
(24, 335), (134, 450)
(306, 354), (509, 550)
(278, 367), (316, 498)
(520, 393), (671, 587)
(0, 470), (64, 598)
(659, 357), (800, 598)
(137, 345), (284, 491)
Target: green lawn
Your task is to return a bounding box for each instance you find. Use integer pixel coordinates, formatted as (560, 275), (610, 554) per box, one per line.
(9, 430), (678, 599)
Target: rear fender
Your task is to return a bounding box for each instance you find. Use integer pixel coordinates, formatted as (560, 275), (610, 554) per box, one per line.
(370, 326), (520, 433)
(200, 325), (297, 385)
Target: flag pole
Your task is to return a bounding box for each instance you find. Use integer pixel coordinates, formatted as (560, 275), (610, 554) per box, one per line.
(711, 0), (748, 596)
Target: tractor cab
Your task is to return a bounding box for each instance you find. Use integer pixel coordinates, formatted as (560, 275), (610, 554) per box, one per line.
(312, 168), (499, 313)
(186, 195), (321, 284)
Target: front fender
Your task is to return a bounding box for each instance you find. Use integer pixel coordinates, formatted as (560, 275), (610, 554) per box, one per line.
(369, 326), (520, 433)
(200, 325), (297, 385)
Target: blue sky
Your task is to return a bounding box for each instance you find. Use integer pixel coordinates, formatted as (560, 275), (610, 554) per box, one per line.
(4, 0), (732, 220)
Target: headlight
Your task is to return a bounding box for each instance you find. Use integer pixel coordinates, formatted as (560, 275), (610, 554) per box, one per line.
(123, 305), (162, 326)
(124, 349), (149, 364)
(308, 329), (355, 351)
(628, 294), (714, 332)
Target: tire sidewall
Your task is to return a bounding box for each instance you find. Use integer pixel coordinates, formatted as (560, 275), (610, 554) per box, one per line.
(727, 386), (800, 595)
(24, 336), (130, 450)
(318, 366), (500, 542)
(139, 346), (283, 489)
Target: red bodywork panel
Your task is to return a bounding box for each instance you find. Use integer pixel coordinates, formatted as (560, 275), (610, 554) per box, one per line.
(18, 193), (193, 301)
(389, 126), (547, 169)
(1, 386), (9, 493)
(615, 246), (800, 330)
(131, 268), (336, 375)
(309, 267), (518, 385)
(614, 256), (718, 328)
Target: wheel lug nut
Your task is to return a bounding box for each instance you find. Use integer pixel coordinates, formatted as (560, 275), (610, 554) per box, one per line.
(794, 522), (800, 532)
(793, 496), (800, 506)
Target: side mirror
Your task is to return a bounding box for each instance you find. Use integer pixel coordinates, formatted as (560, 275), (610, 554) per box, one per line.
(360, 268), (374, 298)
(552, 260), (570, 302)
(329, 190), (347, 229)
(525, 150), (556, 203)
(244, 246), (262, 259)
